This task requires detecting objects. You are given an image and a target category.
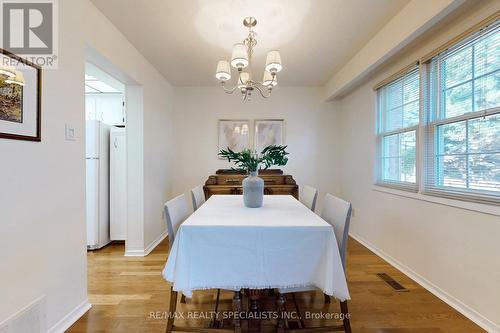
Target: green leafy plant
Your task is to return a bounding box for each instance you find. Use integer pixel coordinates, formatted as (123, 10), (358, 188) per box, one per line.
(218, 145), (289, 173)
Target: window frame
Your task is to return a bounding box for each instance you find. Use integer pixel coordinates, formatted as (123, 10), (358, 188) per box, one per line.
(422, 19), (500, 204)
(375, 66), (420, 192)
(372, 13), (500, 206)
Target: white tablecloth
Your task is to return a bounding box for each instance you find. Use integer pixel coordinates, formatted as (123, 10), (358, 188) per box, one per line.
(162, 195), (350, 301)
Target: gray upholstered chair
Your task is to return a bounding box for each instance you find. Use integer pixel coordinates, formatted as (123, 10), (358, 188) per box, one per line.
(164, 194), (189, 248)
(164, 193), (231, 307)
(320, 193), (352, 271)
(278, 193), (353, 332)
(191, 185), (206, 211)
(164, 194), (190, 303)
(300, 185), (318, 211)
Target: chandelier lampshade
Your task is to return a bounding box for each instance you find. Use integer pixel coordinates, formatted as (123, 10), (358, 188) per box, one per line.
(265, 51), (282, 73)
(216, 17), (283, 101)
(238, 72), (251, 88)
(5, 71), (25, 86)
(262, 71), (277, 87)
(215, 60), (231, 81)
(231, 43), (249, 69)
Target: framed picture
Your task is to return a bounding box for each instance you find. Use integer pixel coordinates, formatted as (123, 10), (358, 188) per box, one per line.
(218, 120), (250, 157)
(254, 119), (285, 154)
(0, 48), (42, 141)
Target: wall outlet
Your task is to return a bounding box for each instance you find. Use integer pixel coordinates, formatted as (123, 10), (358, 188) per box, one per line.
(0, 323), (10, 333)
(65, 123), (76, 141)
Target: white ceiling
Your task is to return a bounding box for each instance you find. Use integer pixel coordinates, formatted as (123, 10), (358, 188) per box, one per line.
(91, 0), (409, 86)
(85, 62), (125, 93)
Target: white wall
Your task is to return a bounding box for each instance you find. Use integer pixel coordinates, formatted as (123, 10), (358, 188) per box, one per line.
(323, 0), (462, 100)
(82, 0), (176, 254)
(172, 87), (341, 211)
(336, 1), (500, 331)
(0, 0), (175, 331)
(0, 1), (88, 330)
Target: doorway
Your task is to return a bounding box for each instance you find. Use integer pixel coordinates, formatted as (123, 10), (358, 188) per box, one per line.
(84, 62), (127, 250)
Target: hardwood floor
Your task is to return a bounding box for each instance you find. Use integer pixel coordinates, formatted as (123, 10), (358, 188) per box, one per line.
(68, 238), (484, 333)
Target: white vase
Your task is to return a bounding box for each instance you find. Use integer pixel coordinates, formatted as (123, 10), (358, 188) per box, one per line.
(242, 170), (264, 208)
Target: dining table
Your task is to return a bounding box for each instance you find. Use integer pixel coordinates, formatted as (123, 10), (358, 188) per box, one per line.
(162, 195), (350, 333)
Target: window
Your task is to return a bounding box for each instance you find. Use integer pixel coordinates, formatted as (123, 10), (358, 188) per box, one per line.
(376, 68), (419, 190)
(424, 22), (500, 202)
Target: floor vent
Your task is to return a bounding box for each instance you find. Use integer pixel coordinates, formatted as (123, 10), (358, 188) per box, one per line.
(377, 273), (408, 292)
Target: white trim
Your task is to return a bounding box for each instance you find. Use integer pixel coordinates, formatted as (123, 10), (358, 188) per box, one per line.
(375, 181), (418, 193)
(373, 185), (500, 216)
(350, 232), (500, 333)
(47, 299), (91, 333)
(144, 230), (167, 256)
(376, 69), (420, 188)
(430, 105), (500, 126)
(124, 248), (145, 257)
(124, 230), (167, 257)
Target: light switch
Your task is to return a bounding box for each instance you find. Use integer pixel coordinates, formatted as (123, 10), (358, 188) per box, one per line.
(65, 123), (76, 141)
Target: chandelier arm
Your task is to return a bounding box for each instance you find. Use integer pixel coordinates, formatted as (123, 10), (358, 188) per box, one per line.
(220, 82), (238, 94)
(253, 83), (272, 99)
(238, 73), (246, 86)
(222, 85), (238, 94)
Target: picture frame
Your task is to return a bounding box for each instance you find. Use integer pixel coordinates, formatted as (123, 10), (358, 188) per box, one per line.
(0, 48), (42, 141)
(218, 119), (250, 158)
(254, 119), (285, 154)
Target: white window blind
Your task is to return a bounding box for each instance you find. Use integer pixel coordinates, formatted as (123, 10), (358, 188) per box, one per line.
(376, 68), (419, 190)
(424, 21), (500, 203)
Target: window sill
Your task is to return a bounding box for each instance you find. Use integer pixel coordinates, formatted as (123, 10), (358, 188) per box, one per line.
(375, 182), (418, 193)
(372, 185), (500, 217)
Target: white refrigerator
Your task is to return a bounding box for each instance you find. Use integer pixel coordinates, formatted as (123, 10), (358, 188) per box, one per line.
(86, 120), (111, 249)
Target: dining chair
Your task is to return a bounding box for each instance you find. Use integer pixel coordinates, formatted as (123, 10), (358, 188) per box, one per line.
(164, 194), (190, 248)
(300, 185), (318, 211)
(191, 185), (206, 211)
(278, 193), (353, 332)
(321, 193), (352, 271)
(164, 194), (190, 304)
(164, 194), (229, 308)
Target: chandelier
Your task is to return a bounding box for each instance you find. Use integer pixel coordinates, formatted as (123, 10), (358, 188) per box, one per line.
(215, 17), (282, 101)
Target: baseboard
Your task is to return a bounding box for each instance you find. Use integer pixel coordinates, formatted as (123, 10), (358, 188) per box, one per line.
(47, 299), (91, 333)
(124, 230), (167, 257)
(124, 249), (144, 256)
(144, 230), (167, 256)
(350, 232), (500, 333)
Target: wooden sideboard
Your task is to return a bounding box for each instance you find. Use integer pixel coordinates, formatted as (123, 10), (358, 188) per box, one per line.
(203, 169), (298, 199)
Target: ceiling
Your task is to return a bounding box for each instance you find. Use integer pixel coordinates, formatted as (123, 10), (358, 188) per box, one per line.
(85, 75), (120, 93)
(85, 62), (125, 93)
(91, 0), (409, 86)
